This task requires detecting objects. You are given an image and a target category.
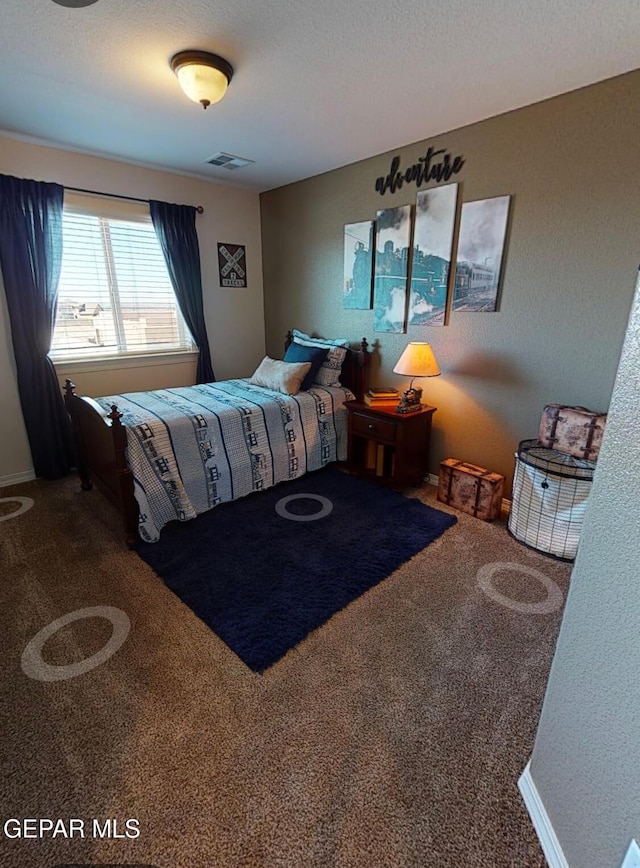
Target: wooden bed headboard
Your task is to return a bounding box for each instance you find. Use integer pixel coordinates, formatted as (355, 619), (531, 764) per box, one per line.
(284, 330), (370, 400)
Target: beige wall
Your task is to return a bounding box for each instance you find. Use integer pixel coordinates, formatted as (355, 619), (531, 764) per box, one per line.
(0, 136), (265, 483)
(528, 272), (640, 867)
(260, 70), (640, 493)
(53, 354), (200, 398)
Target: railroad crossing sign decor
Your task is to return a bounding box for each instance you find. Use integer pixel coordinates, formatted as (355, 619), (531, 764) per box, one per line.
(217, 243), (247, 288)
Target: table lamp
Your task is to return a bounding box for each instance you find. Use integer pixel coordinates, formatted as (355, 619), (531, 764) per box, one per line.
(392, 342), (441, 413)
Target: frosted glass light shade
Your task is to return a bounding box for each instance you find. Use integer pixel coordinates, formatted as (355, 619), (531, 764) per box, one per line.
(171, 51), (233, 109)
(393, 342), (441, 378)
(176, 64), (227, 106)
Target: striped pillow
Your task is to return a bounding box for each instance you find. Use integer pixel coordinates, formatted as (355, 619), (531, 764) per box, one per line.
(292, 329), (348, 387)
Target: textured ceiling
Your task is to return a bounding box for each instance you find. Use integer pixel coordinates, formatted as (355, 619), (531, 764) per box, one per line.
(0, 0), (639, 192)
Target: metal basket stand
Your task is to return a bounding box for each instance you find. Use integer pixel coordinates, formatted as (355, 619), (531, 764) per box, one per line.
(507, 439), (596, 561)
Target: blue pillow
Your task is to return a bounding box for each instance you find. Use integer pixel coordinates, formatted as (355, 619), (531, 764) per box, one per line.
(284, 343), (329, 390)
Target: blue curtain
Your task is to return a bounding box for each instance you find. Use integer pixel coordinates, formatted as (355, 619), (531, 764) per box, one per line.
(150, 200), (215, 384)
(0, 174), (72, 478)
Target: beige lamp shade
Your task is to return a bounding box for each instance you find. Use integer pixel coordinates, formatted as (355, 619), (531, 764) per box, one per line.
(171, 51), (234, 109)
(393, 342), (441, 379)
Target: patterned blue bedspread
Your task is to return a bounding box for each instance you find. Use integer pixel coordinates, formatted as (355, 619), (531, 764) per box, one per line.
(96, 379), (354, 542)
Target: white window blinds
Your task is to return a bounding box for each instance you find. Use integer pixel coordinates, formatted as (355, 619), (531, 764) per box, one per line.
(51, 197), (194, 360)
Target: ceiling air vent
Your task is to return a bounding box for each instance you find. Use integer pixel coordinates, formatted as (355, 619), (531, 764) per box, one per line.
(204, 152), (255, 170)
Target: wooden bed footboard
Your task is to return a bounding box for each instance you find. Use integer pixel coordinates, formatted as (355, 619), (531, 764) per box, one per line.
(63, 379), (139, 546)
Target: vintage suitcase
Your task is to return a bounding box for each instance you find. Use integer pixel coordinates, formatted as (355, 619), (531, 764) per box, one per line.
(537, 404), (607, 461)
(437, 459), (504, 521)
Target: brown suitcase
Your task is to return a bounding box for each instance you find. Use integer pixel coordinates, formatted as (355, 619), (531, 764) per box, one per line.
(437, 459), (504, 521)
(538, 404), (606, 461)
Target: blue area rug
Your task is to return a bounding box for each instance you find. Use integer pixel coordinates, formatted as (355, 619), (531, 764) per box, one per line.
(136, 468), (457, 672)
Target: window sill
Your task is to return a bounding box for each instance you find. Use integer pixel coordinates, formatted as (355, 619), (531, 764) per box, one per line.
(52, 350), (199, 375)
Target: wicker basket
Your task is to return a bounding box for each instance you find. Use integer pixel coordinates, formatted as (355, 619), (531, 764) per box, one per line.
(507, 439), (596, 561)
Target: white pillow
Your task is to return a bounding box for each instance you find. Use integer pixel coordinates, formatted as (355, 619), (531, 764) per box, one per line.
(249, 356), (312, 395)
(292, 329), (348, 387)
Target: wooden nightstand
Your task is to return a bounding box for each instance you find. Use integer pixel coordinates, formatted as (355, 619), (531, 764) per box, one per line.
(345, 400), (436, 488)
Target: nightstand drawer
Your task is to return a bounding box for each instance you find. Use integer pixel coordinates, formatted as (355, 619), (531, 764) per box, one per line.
(351, 411), (397, 442)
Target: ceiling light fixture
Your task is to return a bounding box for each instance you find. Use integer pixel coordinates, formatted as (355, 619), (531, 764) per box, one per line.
(170, 50), (233, 110)
(52, 0), (100, 6)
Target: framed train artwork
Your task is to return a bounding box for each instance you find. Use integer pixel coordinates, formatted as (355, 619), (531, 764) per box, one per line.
(342, 145), (513, 325)
(452, 196), (511, 312)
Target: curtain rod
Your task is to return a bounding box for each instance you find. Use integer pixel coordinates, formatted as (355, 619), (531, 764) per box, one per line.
(65, 186), (204, 214)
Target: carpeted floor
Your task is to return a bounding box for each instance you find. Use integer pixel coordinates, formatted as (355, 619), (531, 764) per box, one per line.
(0, 469), (571, 868)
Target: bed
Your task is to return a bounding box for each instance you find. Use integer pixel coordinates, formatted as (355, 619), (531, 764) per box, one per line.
(63, 332), (370, 545)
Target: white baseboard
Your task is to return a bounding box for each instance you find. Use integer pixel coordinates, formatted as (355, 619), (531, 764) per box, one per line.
(0, 470), (36, 488)
(518, 762), (569, 868)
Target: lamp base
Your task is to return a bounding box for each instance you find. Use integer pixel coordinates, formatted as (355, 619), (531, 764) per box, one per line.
(395, 387), (423, 414)
(395, 402), (423, 414)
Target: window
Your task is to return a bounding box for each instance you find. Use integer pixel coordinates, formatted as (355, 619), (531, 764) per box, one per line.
(51, 197), (194, 361)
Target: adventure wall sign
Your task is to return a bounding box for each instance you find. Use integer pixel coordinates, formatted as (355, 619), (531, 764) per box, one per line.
(375, 146), (465, 196)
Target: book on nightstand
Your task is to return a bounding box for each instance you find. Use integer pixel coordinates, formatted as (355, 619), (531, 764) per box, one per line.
(365, 440), (377, 470)
(364, 388), (400, 407)
(368, 388), (399, 397)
